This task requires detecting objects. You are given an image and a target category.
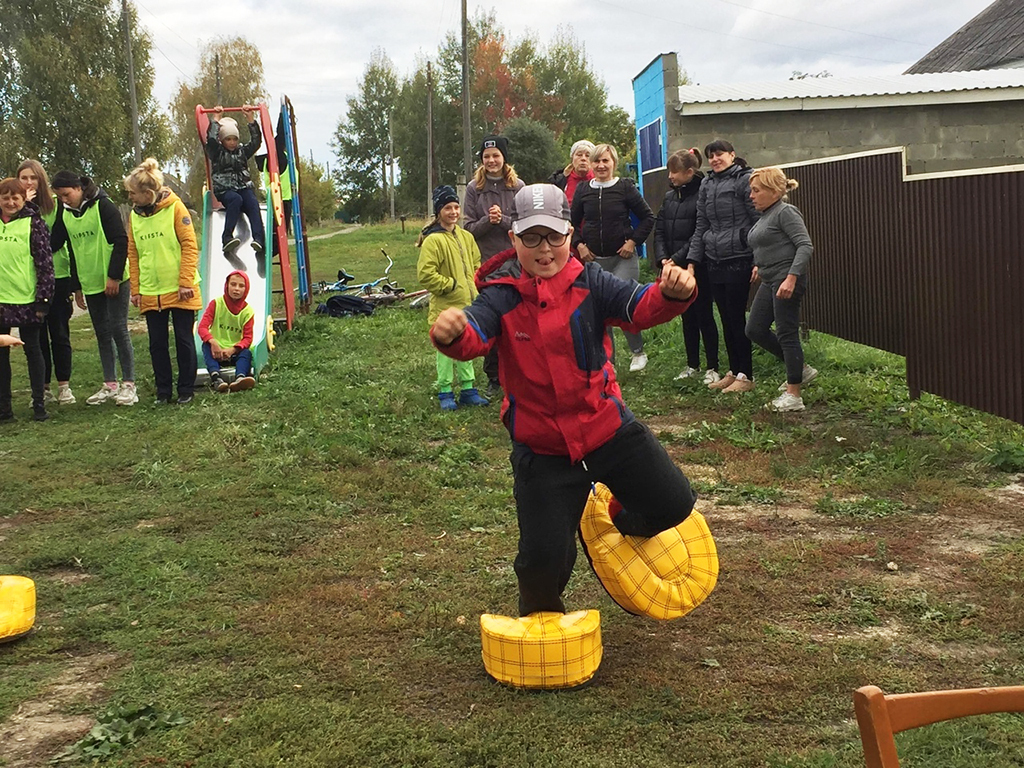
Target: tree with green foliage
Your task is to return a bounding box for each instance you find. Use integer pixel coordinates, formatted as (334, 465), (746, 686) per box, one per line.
(296, 157), (337, 224)
(0, 0), (168, 192)
(332, 49), (399, 222)
(169, 37), (267, 205)
(388, 13), (641, 215)
(502, 117), (560, 185)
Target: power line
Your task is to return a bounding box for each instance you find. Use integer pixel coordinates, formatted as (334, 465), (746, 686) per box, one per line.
(711, 0), (938, 49)
(590, 0), (906, 65)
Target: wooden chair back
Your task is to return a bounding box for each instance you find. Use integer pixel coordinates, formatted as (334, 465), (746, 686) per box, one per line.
(854, 684), (1024, 767)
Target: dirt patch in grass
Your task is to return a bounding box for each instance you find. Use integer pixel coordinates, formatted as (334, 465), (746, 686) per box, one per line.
(0, 652), (117, 767)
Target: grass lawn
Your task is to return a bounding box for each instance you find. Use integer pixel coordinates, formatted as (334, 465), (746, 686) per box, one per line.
(2, 223), (1023, 767)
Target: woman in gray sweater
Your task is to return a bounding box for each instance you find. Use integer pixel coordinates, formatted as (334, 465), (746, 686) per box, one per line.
(746, 168), (816, 412)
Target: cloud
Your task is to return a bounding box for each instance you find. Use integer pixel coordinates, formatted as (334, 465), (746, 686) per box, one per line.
(136, 0), (993, 166)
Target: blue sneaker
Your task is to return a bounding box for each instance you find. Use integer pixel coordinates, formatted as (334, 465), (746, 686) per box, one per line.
(438, 391), (458, 411)
(458, 388), (489, 407)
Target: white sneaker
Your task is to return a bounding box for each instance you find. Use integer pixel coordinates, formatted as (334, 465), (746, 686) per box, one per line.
(86, 384), (119, 405)
(43, 388), (57, 403)
(769, 392), (805, 412)
(675, 366), (698, 380)
(115, 382), (138, 406)
(702, 369), (722, 386)
(779, 365), (818, 392)
(57, 385), (76, 405)
(629, 353), (648, 372)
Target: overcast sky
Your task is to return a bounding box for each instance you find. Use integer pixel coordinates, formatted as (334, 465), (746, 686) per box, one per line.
(137, 0), (993, 167)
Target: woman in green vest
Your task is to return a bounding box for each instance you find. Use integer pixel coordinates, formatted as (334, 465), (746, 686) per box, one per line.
(124, 158), (202, 405)
(17, 160), (77, 405)
(0, 177), (55, 422)
(51, 171), (137, 407)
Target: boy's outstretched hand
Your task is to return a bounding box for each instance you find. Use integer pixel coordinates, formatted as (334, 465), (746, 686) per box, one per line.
(432, 308), (468, 345)
(659, 263), (697, 301)
(0, 333), (23, 348)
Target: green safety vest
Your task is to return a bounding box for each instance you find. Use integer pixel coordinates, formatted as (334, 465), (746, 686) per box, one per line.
(63, 202), (127, 294)
(210, 295), (255, 349)
(0, 216), (37, 305)
(262, 168), (293, 202)
(42, 197), (71, 280)
(130, 204), (198, 295)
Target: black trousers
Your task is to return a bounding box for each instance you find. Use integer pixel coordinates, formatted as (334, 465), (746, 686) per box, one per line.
(510, 420), (697, 616)
(0, 322), (46, 410)
(681, 268), (719, 371)
(711, 280), (753, 378)
(145, 308), (197, 399)
(40, 276), (75, 384)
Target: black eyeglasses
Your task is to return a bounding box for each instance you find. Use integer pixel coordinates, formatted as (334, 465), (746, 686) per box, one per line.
(517, 231), (568, 248)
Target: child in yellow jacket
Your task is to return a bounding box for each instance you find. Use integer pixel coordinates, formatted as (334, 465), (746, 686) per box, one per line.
(416, 185), (488, 411)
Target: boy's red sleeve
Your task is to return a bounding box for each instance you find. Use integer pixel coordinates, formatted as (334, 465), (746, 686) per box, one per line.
(237, 313), (254, 350)
(197, 300), (217, 342)
(430, 317), (492, 361)
(614, 281), (697, 333)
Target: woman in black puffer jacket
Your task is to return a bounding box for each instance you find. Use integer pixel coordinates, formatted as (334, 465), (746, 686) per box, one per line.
(571, 143), (656, 372)
(685, 139), (759, 393)
(657, 148), (719, 385)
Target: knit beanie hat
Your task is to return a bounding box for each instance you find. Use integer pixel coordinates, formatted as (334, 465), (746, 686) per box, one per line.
(479, 135), (510, 163)
(432, 185), (459, 215)
(570, 139), (596, 158)
(218, 117), (240, 141)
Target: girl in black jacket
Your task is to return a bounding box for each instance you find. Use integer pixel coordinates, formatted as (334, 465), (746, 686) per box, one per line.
(685, 139), (759, 393)
(657, 149), (720, 384)
(571, 143), (656, 372)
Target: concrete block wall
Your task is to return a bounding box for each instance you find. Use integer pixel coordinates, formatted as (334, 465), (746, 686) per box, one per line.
(670, 101), (1024, 174)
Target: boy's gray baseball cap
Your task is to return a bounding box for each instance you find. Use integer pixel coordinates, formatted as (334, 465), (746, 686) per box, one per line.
(511, 184), (571, 235)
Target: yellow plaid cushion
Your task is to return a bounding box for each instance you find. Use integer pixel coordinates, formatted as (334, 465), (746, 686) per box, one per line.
(0, 575), (36, 643)
(480, 610), (602, 689)
(580, 483), (718, 620)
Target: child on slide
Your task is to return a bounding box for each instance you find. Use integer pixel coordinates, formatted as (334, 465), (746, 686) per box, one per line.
(431, 184), (699, 615)
(205, 107), (265, 264)
(197, 270), (256, 393)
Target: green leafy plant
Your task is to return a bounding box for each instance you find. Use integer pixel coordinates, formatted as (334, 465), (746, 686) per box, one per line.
(52, 704), (187, 763)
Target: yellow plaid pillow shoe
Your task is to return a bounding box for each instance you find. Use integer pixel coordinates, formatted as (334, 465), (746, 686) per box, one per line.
(580, 483), (718, 620)
(480, 610), (602, 689)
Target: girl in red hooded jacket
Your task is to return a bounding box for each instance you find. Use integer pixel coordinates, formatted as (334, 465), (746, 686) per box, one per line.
(198, 270), (255, 393)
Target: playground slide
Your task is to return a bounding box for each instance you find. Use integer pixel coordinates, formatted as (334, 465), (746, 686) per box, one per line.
(195, 190), (274, 382)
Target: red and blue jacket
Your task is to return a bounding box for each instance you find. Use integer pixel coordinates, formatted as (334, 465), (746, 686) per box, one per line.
(431, 248), (696, 462)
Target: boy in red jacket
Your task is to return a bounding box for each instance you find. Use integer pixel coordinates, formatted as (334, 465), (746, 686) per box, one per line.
(431, 184), (699, 616)
(198, 271), (255, 393)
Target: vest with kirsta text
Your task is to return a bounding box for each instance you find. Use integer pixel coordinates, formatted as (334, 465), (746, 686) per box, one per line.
(63, 203), (127, 294)
(42, 197), (71, 279)
(0, 216), (36, 305)
(130, 204), (198, 296)
(210, 295), (254, 349)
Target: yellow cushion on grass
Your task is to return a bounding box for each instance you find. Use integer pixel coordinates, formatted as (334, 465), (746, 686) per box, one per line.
(0, 575), (36, 643)
(480, 610), (602, 689)
(580, 483), (718, 620)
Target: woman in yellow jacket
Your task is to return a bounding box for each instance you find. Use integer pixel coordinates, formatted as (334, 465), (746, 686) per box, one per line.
(124, 159), (202, 405)
(416, 185), (488, 411)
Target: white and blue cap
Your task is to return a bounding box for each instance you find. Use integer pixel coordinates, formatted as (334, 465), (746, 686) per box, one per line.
(511, 184), (571, 235)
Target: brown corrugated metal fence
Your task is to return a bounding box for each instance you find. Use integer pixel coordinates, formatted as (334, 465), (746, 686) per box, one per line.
(782, 149), (1024, 425)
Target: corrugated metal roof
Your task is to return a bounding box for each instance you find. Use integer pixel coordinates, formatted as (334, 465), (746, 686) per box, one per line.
(675, 69), (1024, 107)
(906, 0), (1024, 74)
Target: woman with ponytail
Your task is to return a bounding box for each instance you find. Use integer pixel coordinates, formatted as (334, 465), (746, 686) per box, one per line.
(124, 158), (202, 405)
(51, 170), (136, 406)
(657, 148), (720, 385)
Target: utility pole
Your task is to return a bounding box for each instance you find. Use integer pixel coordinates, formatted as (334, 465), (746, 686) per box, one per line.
(388, 116), (396, 221)
(215, 54), (222, 105)
(122, 0), (141, 163)
(461, 0), (472, 184)
(426, 61), (434, 216)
